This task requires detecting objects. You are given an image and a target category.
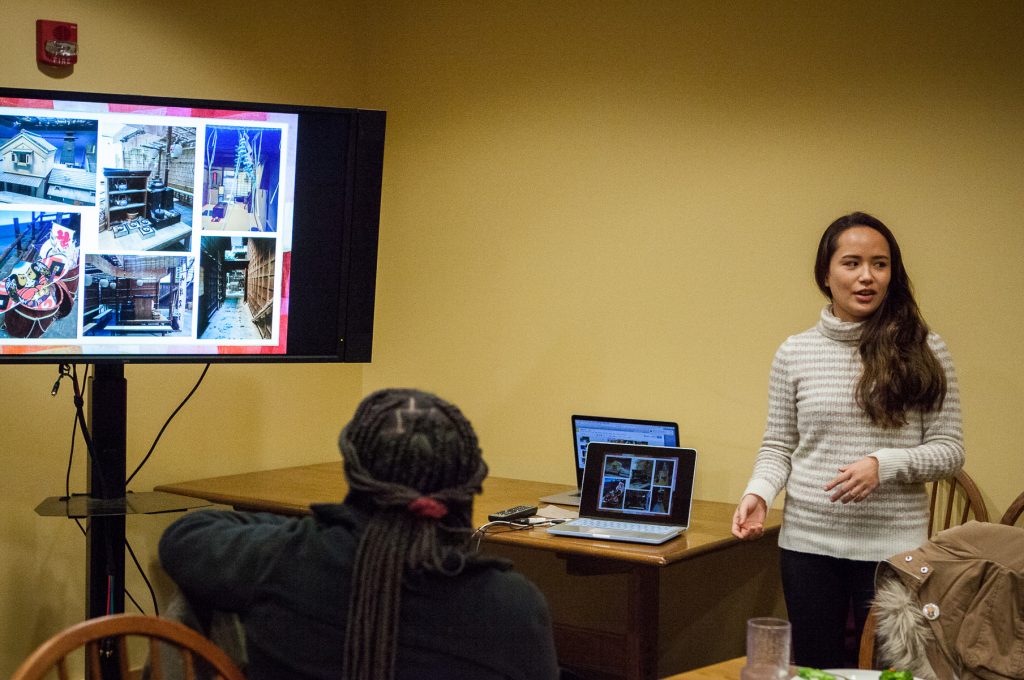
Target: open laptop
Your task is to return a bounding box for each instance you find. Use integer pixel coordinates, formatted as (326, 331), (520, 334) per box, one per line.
(538, 415), (680, 506)
(546, 442), (696, 545)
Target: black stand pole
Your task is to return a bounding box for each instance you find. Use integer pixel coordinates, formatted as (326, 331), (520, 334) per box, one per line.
(33, 363), (211, 635)
(85, 363), (126, 619)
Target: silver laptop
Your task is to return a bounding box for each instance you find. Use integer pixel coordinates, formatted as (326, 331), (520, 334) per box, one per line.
(539, 415), (680, 506)
(546, 442), (696, 545)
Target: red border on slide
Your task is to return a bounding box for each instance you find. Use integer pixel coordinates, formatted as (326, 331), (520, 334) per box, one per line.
(2, 96), (268, 120)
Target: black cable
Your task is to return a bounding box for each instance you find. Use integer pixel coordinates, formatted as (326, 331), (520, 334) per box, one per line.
(66, 364), (121, 615)
(51, 362), (72, 397)
(125, 587), (145, 615)
(126, 364), (210, 486)
(470, 519), (566, 551)
(125, 538), (159, 616)
(53, 364), (143, 613)
(63, 364), (89, 496)
(53, 363), (208, 616)
(63, 370), (77, 498)
(66, 364), (109, 497)
(60, 364), (90, 534)
(122, 364), (210, 614)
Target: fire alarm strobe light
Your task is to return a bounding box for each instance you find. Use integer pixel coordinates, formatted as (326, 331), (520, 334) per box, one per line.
(37, 20), (78, 66)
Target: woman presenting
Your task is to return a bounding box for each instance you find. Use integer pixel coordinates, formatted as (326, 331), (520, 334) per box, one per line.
(732, 212), (964, 669)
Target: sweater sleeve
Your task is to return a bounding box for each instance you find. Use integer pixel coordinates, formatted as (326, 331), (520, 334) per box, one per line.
(869, 335), (966, 484)
(158, 509), (296, 612)
(507, 575), (560, 680)
(743, 341), (797, 506)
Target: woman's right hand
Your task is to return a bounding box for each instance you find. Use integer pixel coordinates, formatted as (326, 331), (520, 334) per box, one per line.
(732, 493), (767, 540)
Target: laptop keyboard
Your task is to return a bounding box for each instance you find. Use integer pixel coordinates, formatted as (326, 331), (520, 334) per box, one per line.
(573, 518), (678, 534)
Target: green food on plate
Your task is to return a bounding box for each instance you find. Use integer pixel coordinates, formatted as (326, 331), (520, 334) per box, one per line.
(796, 669), (837, 680)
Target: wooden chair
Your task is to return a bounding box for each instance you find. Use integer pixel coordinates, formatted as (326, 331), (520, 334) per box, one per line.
(857, 604), (880, 669)
(928, 468), (988, 537)
(1001, 490), (1024, 526)
(11, 613), (246, 680)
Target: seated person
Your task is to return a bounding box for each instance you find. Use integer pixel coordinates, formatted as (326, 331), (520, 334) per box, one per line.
(159, 388), (559, 680)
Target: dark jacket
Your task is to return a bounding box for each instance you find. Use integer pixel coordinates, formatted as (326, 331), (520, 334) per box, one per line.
(159, 504), (559, 680)
(877, 521), (1024, 680)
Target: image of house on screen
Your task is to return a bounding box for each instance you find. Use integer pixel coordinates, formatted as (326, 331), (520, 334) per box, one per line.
(97, 123), (197, 252)
(201, 126), (281, 232)
(82, 254), (194, 338)
(0, 116), (98, 206)
(198, 235), (276, 340)
(0, 210), (81, 339)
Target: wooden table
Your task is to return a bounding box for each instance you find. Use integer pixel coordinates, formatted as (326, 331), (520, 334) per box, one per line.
(661, 657), (744, 679)
(156, 463), (783, 680)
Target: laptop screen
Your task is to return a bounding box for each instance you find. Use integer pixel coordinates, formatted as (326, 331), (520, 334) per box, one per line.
(579, 442), (696, 527)
(570, 415), (679, 487)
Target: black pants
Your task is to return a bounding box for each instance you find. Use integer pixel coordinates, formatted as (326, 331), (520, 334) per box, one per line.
(780, 548), (878, 669)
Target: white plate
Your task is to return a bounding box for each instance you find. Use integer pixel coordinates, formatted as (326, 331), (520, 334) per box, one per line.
(794, 671), (920, 680)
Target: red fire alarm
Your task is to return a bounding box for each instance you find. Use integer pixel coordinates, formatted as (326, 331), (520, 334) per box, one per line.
(37, 20), (78, 66)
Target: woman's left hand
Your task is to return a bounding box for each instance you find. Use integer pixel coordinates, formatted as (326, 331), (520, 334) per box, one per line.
(825, 456), (880, 503)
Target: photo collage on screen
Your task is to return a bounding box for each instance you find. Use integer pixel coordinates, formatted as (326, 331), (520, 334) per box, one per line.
(0, 104), (288, 349)
(598, 454), (677, 516)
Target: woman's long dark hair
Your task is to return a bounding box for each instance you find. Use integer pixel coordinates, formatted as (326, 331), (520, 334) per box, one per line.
(814, 212), (946, 428)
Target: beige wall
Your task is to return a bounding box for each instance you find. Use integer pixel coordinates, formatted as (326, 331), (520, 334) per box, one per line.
(358, 1), (1024, 508)
(3, 0), (1024, 675)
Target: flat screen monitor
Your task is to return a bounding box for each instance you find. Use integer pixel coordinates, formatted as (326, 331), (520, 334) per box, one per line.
(0, 86), (384, 363)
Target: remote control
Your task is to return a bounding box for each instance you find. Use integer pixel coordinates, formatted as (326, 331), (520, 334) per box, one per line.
(488, 505), (538, 522)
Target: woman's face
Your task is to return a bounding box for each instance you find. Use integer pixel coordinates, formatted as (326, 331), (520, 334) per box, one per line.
(825, 226), (891, 322)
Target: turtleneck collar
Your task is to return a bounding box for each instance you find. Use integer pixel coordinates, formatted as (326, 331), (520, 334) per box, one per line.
(816, 305), (864, 345)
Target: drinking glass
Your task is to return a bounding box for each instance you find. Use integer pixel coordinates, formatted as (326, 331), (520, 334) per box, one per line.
(740, 617), (791, 680)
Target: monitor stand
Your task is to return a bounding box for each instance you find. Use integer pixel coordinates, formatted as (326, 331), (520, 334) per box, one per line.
(35, 363), (209, 619)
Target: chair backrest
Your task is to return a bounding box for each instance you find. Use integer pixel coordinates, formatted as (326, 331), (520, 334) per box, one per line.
(11, 613), (246, 680)
(928, 468), (988, 537)
(1001, 490), (1024, 527)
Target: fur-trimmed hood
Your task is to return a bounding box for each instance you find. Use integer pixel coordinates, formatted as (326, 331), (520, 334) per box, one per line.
(872, 521), (1024, 680)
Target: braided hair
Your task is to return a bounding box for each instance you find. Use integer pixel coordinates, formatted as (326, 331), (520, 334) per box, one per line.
(339, 388), (489, 680)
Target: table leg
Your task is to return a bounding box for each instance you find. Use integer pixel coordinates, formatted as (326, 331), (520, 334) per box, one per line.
(626, 564), (660, 680)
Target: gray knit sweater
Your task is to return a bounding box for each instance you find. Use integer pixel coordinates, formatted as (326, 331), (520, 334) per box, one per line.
(743, 306), (965, 562)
